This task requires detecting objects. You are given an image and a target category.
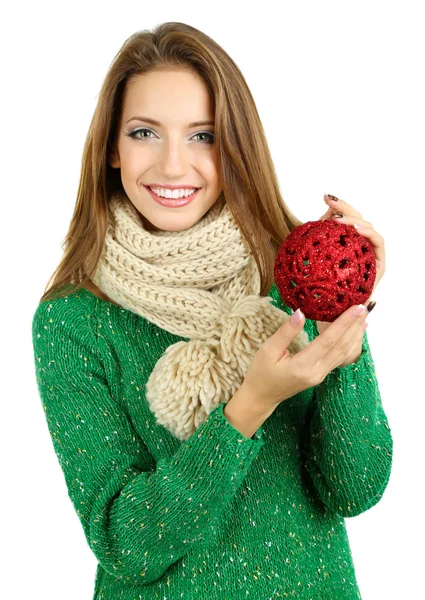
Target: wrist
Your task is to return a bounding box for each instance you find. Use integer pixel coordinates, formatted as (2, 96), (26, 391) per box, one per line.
(224, 384), (276, 439)
(234, 383), (277, 418)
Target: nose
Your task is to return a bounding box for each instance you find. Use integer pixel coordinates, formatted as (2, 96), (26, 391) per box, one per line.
(158, 137), (190, 177)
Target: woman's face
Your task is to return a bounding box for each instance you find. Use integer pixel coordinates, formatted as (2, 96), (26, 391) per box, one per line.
(110, 69), (222, 232)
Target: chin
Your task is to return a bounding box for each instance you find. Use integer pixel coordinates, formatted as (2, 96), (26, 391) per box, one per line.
(143, 208), (210, 232)
(153, 218), (198, 232)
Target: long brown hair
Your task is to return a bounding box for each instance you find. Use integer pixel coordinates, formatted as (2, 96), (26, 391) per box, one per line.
(39, 21), (303, 304)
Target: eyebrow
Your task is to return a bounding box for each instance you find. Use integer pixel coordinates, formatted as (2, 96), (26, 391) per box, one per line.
(125, 116), (215, 128)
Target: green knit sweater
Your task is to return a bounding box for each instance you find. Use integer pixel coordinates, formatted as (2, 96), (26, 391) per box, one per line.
(31, 283), (392, 599)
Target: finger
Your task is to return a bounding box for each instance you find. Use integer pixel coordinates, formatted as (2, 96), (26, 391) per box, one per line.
(352, 227), (385, 262)
(349, 321), (368, 359)
(324, 194), (363, 219)
(342, 222), (385, 264)
(318, 207), (336, 221)
(353, 320), (368, 350)
(326, 216), (386, 272)
(299, 303), (368, 377)
(319, 306), (368, 374)
(337, 329), (365, 368)
(328, 214), (373, 229)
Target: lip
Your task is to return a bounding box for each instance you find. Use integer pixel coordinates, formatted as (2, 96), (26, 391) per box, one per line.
(146, 183), (201, 190)
(144, 185), (201, 207)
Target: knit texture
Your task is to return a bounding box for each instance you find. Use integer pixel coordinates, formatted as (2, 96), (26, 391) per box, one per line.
(91, 190), (310, 441)
(31, 282), (393, 600)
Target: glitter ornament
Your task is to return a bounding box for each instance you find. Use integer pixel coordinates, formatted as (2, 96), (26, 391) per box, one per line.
(274, 219), (377, 322)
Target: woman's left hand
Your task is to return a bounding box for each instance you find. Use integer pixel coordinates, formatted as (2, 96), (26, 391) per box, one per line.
(315, 193), (386, 364)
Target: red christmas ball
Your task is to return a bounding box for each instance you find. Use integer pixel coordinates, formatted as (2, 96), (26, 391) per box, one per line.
(274, 219), (377, 322)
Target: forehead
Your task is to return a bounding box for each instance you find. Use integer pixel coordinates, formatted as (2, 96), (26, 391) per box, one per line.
(122, 70), (214, 125)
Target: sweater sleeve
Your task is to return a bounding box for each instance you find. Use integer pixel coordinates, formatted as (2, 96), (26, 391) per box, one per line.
(31, 299), (265, 585)
(301, 323), (393, 518)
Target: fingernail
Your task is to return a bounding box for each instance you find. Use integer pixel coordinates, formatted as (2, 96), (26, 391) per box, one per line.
(326, 194), (339, 202)
(332, 212), (344, 218)
(291, 308), (304, 323)
(352, 304), (366, 317)
(363, 321), (369, 331)
(367, 301), (376, 313)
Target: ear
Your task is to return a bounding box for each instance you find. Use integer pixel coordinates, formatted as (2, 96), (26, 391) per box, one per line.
(109, 148), (120, 169)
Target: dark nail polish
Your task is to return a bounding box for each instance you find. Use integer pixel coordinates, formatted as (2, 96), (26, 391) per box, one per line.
(367, 301), (376, 313)
(326, 194), (339, 202)
(333, 212), (344, 218)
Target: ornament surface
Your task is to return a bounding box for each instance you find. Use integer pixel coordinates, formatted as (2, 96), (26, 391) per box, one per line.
(274, 220), (377, 322)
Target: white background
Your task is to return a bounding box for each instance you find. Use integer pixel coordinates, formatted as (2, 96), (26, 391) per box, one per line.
(2, 1), (423, 598)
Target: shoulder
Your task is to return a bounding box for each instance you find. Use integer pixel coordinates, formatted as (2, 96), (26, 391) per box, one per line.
(31, 287), (100, 359)
(32, 286), (97, 327)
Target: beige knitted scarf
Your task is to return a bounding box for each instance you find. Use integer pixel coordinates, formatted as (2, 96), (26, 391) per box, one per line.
(92, 189), (310, 441)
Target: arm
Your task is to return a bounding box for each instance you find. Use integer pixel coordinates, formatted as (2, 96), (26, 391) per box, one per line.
(32, 300), (265, 584)
(301, 324), (393, 517)
(268, 284), (393, 517)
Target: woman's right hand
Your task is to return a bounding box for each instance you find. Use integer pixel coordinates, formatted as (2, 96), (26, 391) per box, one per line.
(241, 303), (369, 411)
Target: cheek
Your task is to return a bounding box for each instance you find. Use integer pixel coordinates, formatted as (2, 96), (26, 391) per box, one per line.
(120, 147), (149, 174)
(197, 153), (220, 181)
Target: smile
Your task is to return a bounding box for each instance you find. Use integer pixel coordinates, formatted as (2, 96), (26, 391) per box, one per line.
(144, 185), (201, 208)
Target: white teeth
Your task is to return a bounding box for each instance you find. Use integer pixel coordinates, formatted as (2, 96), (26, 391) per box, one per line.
(150, 187), (197, 199)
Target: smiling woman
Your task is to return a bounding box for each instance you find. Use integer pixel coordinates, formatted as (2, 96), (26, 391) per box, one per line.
(37, 22), (305, 303)
(32, 20), (392, 600)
